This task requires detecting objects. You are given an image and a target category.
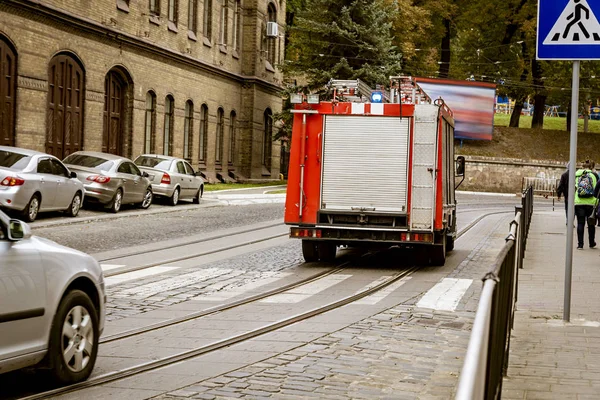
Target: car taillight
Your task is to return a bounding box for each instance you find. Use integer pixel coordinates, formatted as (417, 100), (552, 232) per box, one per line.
(0, 177), (25, 186)
(86, 175), (111, 184)
(161, 173), (171, 184)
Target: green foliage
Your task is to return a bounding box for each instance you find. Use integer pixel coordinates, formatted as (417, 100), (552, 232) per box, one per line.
(285, 0), (402, 88)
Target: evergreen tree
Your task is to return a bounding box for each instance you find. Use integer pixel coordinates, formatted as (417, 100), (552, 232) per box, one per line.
(284, 0), (402, 88)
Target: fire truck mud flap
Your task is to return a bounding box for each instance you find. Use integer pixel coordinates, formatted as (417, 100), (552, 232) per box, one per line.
(302, 240), (337, 263)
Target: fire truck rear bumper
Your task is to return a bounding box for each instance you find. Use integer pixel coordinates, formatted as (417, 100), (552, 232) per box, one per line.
(289, 226), (445, 245)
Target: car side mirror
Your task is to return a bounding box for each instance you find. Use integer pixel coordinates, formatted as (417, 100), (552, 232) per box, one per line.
(70, 171), (77, 178)
(142, 171), (149, 178)
(195, 171), (203, 177)
(8, 219), (31, 241)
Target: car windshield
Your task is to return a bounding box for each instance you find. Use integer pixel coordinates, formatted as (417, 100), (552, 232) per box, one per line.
(134, 156), (172, 170)
(0, 150), (32, 170)
(63, 154), (114, 170)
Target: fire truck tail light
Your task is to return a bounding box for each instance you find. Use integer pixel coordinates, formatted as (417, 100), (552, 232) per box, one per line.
(290, 228), (322, 238)
(412, 233), (433, 242)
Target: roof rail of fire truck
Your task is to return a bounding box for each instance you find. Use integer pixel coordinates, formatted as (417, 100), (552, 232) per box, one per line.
(327, 79), (391, 103)
(389, 75), (432, 105)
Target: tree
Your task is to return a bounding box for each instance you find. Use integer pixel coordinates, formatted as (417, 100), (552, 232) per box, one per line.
(284, 0), (402, 88)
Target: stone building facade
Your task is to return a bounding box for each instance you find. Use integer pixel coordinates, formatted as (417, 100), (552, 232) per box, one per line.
(0, 0), (286, 182)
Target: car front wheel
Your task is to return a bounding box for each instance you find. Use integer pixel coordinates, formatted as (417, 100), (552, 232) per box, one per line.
(140, 188), (153, 209)
(47, 290), (99, 384)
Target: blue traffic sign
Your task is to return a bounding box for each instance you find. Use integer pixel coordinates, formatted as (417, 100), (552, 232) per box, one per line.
(538, 0), (600, 60)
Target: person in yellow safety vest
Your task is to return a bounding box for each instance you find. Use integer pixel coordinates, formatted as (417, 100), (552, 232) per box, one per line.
(574, 160), (599, 249)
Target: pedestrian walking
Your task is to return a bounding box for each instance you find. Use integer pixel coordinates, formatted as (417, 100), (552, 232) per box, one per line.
(574, 161), (599, 249)
(557, 162), (570, 224)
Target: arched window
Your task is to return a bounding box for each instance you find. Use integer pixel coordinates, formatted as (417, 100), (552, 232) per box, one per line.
(203, 0), (213, 39)
(233, 0), (242, 51)
(219, 0), (228, 46)
(164, 95), (174, 156)
(0, 35), (17, 147)
(263, 109), (272, 170)
(229, 110), (236, 164)
(266, 3), (277, 66)
(184, 100), (194, 161)
(216, 107), (224, 164)
(144, 91), (157, 154)
(47, 53), (85, 158)
(199, 104), (208, 163)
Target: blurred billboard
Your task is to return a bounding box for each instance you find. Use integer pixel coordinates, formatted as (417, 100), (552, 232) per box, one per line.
(415, 77), (496, 141)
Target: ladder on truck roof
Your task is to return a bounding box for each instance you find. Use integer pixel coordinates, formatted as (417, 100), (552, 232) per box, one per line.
(328, 79), (390, 103)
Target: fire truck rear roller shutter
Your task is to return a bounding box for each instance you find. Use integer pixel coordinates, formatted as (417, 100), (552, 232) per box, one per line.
(321, 116), (409, 213)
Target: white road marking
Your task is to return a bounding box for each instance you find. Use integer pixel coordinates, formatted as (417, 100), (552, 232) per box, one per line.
(353, 277), (412, 305)
(193, 272), (293, 302)
(105, 266), (179, 287)
(119, 267), (234, 297)
(416, 278), (473, 311)
(260, 274), (352, 304)
(101, 264), (126, 272)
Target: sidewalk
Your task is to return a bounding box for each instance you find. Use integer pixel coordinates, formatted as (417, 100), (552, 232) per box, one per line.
(502, 210), (600, 399)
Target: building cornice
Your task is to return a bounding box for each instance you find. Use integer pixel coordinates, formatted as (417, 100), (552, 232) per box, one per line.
(4, 0), (284, 95)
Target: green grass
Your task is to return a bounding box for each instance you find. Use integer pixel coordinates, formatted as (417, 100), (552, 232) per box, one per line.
(265, 189), (287, 194)
(494, 113), (600, 133)
(204, 181), (287, 192)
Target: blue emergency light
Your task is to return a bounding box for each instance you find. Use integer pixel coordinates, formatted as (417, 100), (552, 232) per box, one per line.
(371, 91), (383, 103)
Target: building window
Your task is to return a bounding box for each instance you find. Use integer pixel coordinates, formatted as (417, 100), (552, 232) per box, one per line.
(144, 91), (157, 154)
(164, 95), (174, 156)
(267, 3), (277, 66)
(0, 35), (17, 147)
(216, 107), (224, 164)
(199, 104), (208, 163)
(263, 108), (272, 170)
(188, 0), (198, 34)
(150, 0), (160, 15)
(184, 100), (194, 161)
(203, 0), (213, 39)
(233, 0), (241, 51)
(168, 0), (178, 23)
(229, 110), (236, 164)
(219, 1), (228, 46)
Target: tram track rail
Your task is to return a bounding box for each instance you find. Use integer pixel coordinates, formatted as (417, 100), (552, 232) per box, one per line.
(20, 209), (515, 400)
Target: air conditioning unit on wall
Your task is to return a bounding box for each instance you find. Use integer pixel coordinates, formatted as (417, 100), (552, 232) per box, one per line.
(266, 22), (278, 37)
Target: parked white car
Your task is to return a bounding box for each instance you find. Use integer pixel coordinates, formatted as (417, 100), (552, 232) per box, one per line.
(0, 146), (85, 222)
(134, 154), (204, 206)
(0, 210), (105, 383)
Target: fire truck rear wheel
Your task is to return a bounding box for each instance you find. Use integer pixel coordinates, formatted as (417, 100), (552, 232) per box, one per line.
(302, 240), (320, 262)
(446, 235), (455, 252)
(317, 242), (337, 262)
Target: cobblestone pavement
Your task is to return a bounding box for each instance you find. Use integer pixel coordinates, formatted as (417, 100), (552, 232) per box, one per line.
(144, 214), (512, 400)
(105, 241), (304, 321)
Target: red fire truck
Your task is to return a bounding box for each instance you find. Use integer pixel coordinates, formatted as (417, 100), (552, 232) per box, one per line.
(284, 77), (465, 265)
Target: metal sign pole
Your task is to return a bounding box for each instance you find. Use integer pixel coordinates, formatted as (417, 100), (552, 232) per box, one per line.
(564, 60), (580, 322)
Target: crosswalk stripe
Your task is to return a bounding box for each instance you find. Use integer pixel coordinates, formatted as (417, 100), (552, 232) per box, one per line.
(416, 278), (473, 311)
(119, 267), (234, 297)
(105, 266), (180, 287)
(353, 277), (412, 305)
(260, 274), (352, 303)
(100, 264), (126, 272)
(193, 272), (293, 302)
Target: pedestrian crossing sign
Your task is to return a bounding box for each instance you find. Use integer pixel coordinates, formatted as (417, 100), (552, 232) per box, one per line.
(538, 0), (600, 59)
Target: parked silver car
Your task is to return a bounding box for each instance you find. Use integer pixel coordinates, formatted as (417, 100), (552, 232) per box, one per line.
(0, 209), (105, 383)
(0, 146), (85, 222)
(134, 154), (204, 206)
(63, 151), (153, 213)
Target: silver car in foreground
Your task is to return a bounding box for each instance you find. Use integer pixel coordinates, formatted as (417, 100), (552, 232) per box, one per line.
(63, 151), (153, 213)
(134, 154), (204, 206)
(0, 209), (105, 383)
(0, 146), (85, 222)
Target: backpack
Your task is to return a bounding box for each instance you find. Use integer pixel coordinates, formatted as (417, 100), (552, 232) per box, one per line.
(577, 171), (595, 198)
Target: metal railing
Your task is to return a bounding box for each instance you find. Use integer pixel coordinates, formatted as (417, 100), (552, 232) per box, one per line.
(521, 176), (559, 198)
(456, 186), (534, 399)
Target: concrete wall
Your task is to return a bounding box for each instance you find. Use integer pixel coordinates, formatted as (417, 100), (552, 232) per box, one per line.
(458, 155), (567, 194)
